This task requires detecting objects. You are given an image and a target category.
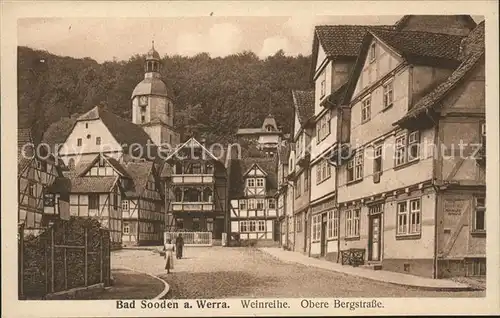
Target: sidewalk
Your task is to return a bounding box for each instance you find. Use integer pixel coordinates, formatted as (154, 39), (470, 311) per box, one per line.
(259, 248), (473, 291)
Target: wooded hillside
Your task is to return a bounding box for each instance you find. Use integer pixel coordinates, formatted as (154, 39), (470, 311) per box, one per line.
(18, 46), (312, 145)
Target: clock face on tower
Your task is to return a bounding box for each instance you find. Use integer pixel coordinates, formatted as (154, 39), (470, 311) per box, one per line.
(139, 96), (148, 106)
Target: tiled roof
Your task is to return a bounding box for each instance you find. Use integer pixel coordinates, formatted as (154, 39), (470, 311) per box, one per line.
(106, 157), (132, 178)
(369, 28), (465, 61)
(394, 15), (477, 33)
(315, 25), (391, 58)
(292, 90), (315, 126)
(397, 22), (485, 124)
(123, 161), (153, 198)
(228, 157), (278, 198)
(49, 175), (117, 193)
(77, 105), (157, 158)
(321, 82), (348, 108)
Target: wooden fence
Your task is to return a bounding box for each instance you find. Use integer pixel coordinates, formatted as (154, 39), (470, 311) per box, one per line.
(18, 217), (111, 299)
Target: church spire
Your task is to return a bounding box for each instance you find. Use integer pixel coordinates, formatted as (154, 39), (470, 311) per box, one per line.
(144, 40), (161, 78)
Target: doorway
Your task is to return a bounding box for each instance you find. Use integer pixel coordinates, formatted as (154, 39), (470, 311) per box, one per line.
(320, 213), (327, 257)
(368, 213), (382, 262)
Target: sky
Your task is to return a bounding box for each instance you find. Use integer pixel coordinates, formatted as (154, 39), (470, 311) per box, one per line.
(18, 15), (484, 63)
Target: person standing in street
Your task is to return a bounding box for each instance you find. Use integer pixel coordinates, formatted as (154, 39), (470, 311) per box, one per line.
(175, 233), (184, 259)
(164, 239), (175, 274)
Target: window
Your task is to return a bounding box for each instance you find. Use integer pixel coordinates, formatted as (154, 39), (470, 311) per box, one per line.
(256, 178), (264, 187)
(296, 216), (302, 232)
(466, 258), (486, 276)
(347, 157), (355, 183)
(141, 115), (145, 123)
(77, 138), (82, 146)
(96, 137), (101, 145)
(28, 182), (34, 196)
(205, 163), (214, 174)
(123, 222), (130, 234)
(395, 131), (420, 166)
(265, 125), (274, 132)
(247, 178), (255, 187)
(98, 156), (106, 167)
(89, 194), (99, 210)
(347, 151), (363, 182)
(295, 176), (301, 198)
(473, 197), (486, 232)
(312, 215), (321, 241)
(68, 158), (75, 170)
(316, 111), (331, 142)
(169, 134), (173, 145)
(248, 199), (256, 210)
(320, 70), (326, 98)
(369, 203), (383, 215)
(256, 199), (264, 210)
(316, 160), (331, 184)
(249, 221), (256, 232)
(239, 200), (246, 210)
(122, 200), (129, 212)
(397, 199), (421, 236)
(258, 220), (265, 232)
(113, 193), (118, 209)
(85, 123), (89, 129)
(191, 163), (201, 174)
(327, 210), (339, 239)
(268, 198), (276, 209)
(383, 80), (394, 109)
(373, 145), (383, 174)
(44, 193), (55, 207)
(361, 96), (371, 123)
(240, 221), (248, 232)
(345, 209), (360, 238)
(369, 42), (376, 62)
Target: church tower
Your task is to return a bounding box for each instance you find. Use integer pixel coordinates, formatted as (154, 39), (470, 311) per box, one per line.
(131, 41), (179, 147)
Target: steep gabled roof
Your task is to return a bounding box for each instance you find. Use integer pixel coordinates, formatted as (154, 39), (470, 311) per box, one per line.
(75, 105), (157, 158)
(292, 90), (315, 127)
(396, 22), (485, 125)
(394, 15), (477, 33)
(228, 157), (278, 198)
(77, 154), (131, 178)
(123, 161), (154, 198)
(48, 174), (118, 193)
(165, 137), (219, 162)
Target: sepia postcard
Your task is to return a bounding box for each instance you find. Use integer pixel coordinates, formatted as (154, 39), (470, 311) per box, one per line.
(1, 1), (499, 317)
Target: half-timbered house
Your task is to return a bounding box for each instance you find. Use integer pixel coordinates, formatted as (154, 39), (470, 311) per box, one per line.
(333, 17), (479, 278)
(18, 128), (64, 228)
(163, 138), (228, 242)
(276, 143), (291, 248)
(229, 157), (279, 246)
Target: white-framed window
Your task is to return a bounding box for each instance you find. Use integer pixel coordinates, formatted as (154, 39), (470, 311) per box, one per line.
(345, 209), (360, 238)
(361, 96), (371, 123)
(407, 131), (420, 162)
(295, 215), (302, 232)
(320, 70), (327, 98)
(327, 210), (333, 238)
(395, 131), (420, 167)
(369, 42), (376, 62)
(122, 199), (129, 212)
(123, 222), (130, 234)
(326, 209), (339, 239)
(316, 110), (331, 142)
(77, 138), (82, 146)
(317, 159), (332, 184)
(256, 199), (264, 210)
(355, 152), (363, 180)
(383, 80), (394, 109)
(369, 203), (383, 215)
(268, 198), (276, 209)
(373, 144), (383, 174)
(247, 178), (255, 187)
(312, 215), (321, 241)
(240, 221), (248, 232)
(239, 200), (246, 210)
(249, 220), (256, 232)
(347, 157), (355, 183)
(473, 197), (486, 232)
(256, 178), (264, 187)
(258, 220), (265, 232)
(397, 198), (421, 236)
(248, 198), (256, 210)
(89, 194), (99, 210)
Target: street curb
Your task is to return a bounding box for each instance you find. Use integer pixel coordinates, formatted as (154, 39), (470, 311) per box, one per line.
(258, 249), (475, 292)
(112, 266), (170, 299)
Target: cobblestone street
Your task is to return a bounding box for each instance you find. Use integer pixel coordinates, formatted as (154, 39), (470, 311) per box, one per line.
(112, 247), (485, 298)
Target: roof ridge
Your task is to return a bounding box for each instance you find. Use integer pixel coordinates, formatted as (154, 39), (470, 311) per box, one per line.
(370, 27), (466, 38)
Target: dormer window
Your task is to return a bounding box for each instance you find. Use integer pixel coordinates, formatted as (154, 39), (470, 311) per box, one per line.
(265, 125), (274, 132)
(247, 178), (255, 187)
(256, 178), (264, 187)
(369, 42), (376, 62)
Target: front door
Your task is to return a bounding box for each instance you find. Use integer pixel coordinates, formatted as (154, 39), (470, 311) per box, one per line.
(368, 214), (382, 261)
(320, 213), (327, 257)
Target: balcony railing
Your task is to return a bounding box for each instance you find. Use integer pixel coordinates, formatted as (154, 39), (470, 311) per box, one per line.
(172, 174), (214, 184)
(171, 202), (214, 212)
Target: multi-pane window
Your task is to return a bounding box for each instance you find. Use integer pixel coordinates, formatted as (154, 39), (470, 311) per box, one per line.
(383, 80), (394, 109)
(89, 194), (99, 210)
(473, 197), (486, 232)
(249, 221), (256, 232)
(122, 200), (129, 212)
(240, 221), (248, 232)
(258, 220), (265, 232)
(369, 42), (376, 62)
(268, 198), (276, 209)
(320, 70), (327, 98)
(317, 159), (332, 184)
(123, 222), (130, 234)
(397, 198), (421, 236)
(256, 178), (264, 187)
(361, 96), (371, 123)
(312, 215), (321, 241)
(316, 111), (331, 142)
(395, 131), (420, 167)
(248, 199), (256, 210)
(239, 200), (246, 210)
(247, 178), (255, 187)
(43, 193), (55, 207)
(345, 209), (360, 238)
(327, 210), (339, 239)
(355, 152), (363, 180)
(256, 199), (264, 210)
(295, 216), (302, 233)
(373, 145), (383, 174)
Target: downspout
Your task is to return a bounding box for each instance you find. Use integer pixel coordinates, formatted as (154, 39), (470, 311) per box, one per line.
(427, 107), (440, 279)
(335, 107), (343, 264)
